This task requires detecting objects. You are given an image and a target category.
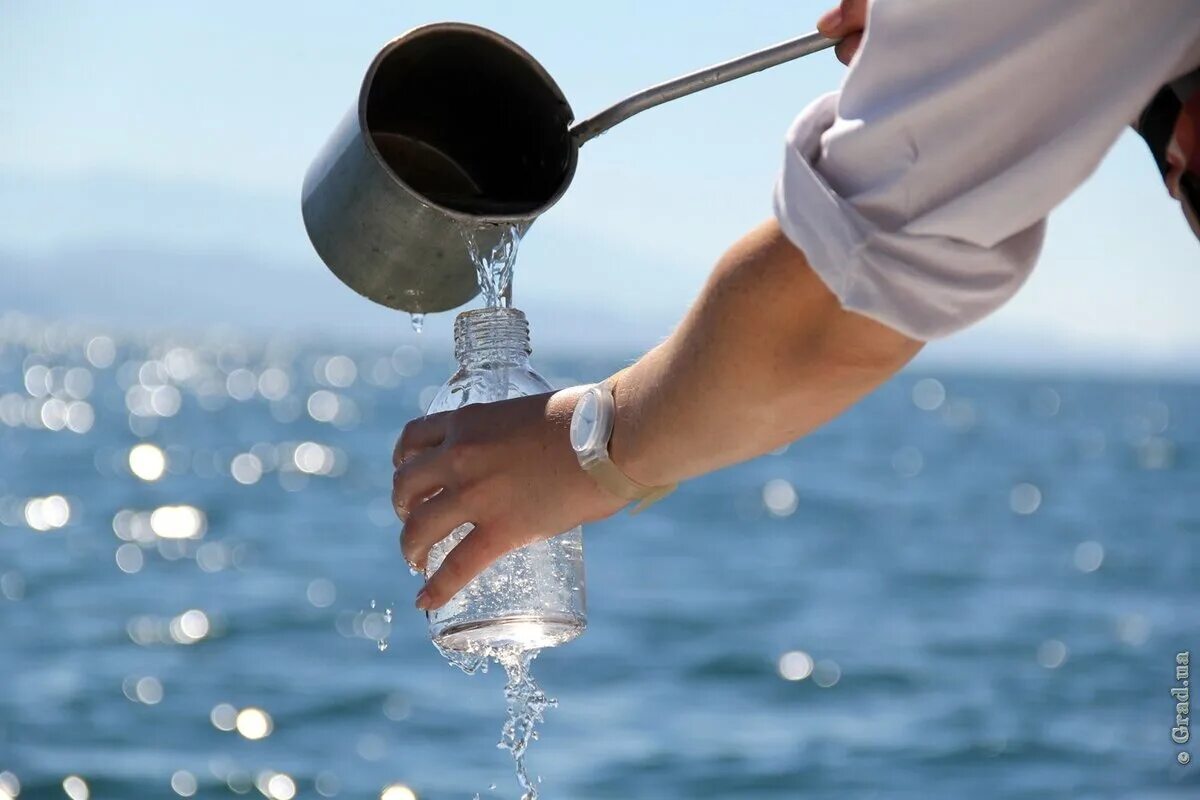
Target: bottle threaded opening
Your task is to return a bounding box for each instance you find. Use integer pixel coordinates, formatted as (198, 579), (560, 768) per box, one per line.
(453, 307), (531, 364)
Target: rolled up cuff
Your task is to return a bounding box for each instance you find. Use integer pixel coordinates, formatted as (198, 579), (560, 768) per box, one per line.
(773, 93), (1045, 341)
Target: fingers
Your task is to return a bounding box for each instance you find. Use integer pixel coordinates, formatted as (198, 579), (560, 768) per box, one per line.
(816, 5), (844, 38)
(400, 489), (471, 572)
(393, 412), (449, 467)
(392, 449), (451, 522)
(817, 0), (867, 36)
(417, 524), (514, 610)
(834, 32), (863, 66)
(817, 0), (868, 65)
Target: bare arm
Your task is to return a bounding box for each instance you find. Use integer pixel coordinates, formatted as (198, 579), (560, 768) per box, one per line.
(394, 220), (920, 610)
(608, 219), (920, 487)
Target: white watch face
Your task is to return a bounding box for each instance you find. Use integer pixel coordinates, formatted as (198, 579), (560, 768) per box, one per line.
(570, 388), (601, 454)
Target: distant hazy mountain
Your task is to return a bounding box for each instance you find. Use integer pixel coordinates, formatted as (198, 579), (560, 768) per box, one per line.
(1, 169), (1196, 375)
(0, 168), (307, 260)
(0, 169), (679, 352)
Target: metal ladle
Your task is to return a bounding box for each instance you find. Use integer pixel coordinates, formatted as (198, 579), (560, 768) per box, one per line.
(302, 23), (836, 313)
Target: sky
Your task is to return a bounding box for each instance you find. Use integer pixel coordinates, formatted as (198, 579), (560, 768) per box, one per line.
(2, 1), (1198, 373)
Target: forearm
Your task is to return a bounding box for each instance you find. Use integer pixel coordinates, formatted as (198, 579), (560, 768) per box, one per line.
(608, 219), (922, 486)
(395, 220), (923, 606)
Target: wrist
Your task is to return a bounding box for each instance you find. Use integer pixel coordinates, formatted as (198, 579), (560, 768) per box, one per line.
(604, 371), (664, 487)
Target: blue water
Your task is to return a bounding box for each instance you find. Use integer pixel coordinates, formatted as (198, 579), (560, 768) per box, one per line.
(0, 320), (1197, 799)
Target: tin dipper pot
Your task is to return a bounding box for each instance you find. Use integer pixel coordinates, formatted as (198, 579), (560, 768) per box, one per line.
(302, 22), (835, 313)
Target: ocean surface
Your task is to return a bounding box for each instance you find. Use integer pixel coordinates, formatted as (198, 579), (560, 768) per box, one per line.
(0, 316), (1197, 800)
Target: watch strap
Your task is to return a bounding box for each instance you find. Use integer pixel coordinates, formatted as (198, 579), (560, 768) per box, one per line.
(583, 457), (676, 514)
(581, 378), (677, 514)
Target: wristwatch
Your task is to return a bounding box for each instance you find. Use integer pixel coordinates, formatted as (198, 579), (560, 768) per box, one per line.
(569, 380), (676, 513)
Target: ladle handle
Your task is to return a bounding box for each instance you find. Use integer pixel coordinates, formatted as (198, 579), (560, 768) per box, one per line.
(570, 30), (838, 146)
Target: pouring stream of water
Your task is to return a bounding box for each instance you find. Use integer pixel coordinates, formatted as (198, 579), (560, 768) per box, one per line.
(423, 221), (554, 799)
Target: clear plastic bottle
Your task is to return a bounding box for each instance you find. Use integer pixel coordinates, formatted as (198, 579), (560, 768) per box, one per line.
(423, 307), (586, 653)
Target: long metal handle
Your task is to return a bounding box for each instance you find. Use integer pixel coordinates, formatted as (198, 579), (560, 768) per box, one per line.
(570, 30), (837, 146)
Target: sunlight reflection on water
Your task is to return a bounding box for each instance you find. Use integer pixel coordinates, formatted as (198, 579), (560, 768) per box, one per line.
(0, 313), (1194, 798)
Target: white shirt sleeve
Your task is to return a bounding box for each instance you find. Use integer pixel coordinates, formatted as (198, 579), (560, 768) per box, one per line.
(774, 0), (1200, 340)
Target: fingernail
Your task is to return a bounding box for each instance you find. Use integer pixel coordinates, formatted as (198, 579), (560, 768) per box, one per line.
(414, 587), (431, 610)
(817, 8), (842, 34)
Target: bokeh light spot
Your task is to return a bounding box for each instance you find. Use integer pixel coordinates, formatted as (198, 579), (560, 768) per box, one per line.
(912, 378), (946, 411)
(173, 609), (210, 643)
(762, 479), (798, 517)
(1116, 613), (1150, 647)
(115, 543), (145, 574)
(210, 703), (238, 731)
(380, 784), (418, 800)
(170, 770), (197, 798)
(150, 505), (206, 539)
(66, 401), (94, 433)
(135, 676), (163, 704)
(1037, 639), (1068, 669)
(323, 355), (357, 388)
(62, 776), (88, 800)
(391, 345), (422, 377)
(812, 660), (841, 688)
(0, 572), (25, 601)
(315, 772), (340, 798)
(307, 390), (340, 423)
(1009, 483), (1042, 515)
(777, 650), (814, 681)
(307, 578), (336, 608)
(891, 445), (923, 478)
(265, 773), (295, 800)
(129, 444), (166, 481)
(230, 453), (263, 485)
(24, 495), (70, 532)
(257, 367), (291, 401)
(235, 707), (273, 740)
(1073, 541), (1104, 573)
(86, 336), (116, 368)
(226, 369), (257, 401)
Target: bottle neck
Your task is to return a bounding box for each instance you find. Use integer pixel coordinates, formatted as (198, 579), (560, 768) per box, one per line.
(454, 307), (531, 369)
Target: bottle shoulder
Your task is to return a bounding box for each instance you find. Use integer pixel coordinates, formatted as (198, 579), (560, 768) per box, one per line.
(425, 362), (552, 413)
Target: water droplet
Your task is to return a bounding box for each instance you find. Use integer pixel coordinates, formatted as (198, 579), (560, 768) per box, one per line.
(377, 639), (389, 652)
(410, 313), (425, 333)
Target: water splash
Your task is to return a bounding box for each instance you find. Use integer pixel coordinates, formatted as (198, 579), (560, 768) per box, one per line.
(436, 643), (554, 800)
(461, 223), (528, 309)
(497, 648), (553, 800)
(410, 313), (425, 334)
(365, 600), (394, 652)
